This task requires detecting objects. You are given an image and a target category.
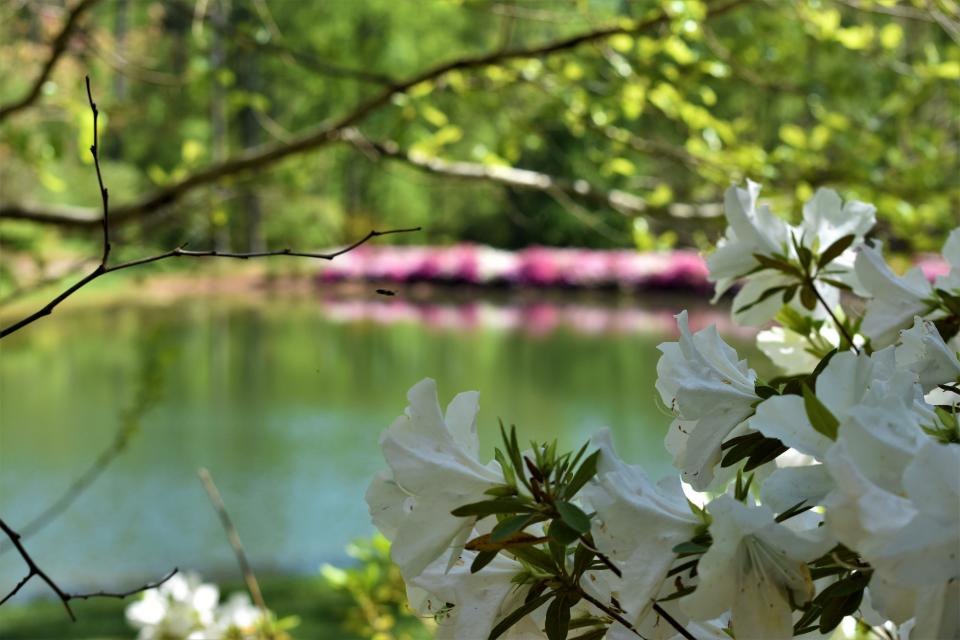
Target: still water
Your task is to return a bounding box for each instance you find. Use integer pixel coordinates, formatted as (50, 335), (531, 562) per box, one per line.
(0, 290), (754, 598)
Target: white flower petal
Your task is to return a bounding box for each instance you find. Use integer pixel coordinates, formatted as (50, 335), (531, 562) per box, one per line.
(801, 188), (875, 249)
(907, 581), (960, 640)
(749, 395), (832, 458)
(896, 317), (960, 391)
(855, 243), (932, 348)
(760, 464), (834, 513)
(444, 391), (481, 460)
(582, 429), (699, 619)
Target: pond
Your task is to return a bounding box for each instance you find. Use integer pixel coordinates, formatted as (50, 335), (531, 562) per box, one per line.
(0, 287), (757, 600)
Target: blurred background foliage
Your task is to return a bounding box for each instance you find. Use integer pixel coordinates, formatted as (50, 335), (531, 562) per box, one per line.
(0, 0), (957, 287)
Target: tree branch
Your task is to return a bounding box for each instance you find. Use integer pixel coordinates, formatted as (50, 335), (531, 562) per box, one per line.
(0, 78), (420, 340)
(0, 517), (177, 620)
(0, 0), (102, 122)
(337, 128), (724, 220)
(198, 468), (268, 616)
(0, 0), (750, 228)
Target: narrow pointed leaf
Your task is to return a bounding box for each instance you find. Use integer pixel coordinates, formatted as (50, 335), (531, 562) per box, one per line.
(802, 383), (839, 440)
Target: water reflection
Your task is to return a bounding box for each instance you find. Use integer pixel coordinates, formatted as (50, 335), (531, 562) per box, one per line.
(0, 290), (756, 599)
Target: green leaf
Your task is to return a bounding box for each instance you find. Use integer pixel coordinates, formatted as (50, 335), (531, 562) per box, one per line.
(451, 497), (533, 518)
(563, 450), (600, 499)
(775, 500), (813, 523)
(657, 585), (697, 602)
(491, 514), (537, 542)
(797, 245), (814, 271)
(485, 484), (519, 497)
(817, 234), (855, 269)
(510, 546), (558, 573)
(548, 519), (581, 546)
(471, 550), (499, 573)
(813, 571), (870, 604)
(494, 448), (516, 487)
(735, 285), (790, 314)
(555, 501), (592, 534)
(802, 383), (839, 440)
(743, 439), (788, 471)
(753, 253), (802, 277)
(755, 383), (779, 400)
(936, 288), (960, 315)
(800, 284), (818, 311)
(782, 284), (799, 304)
(545, 593), (571, 640)
(810, 348), (839, 381)
(572, 542), (596, 578)
(720, 431), (764, 450)
(819, 277), (853, 292)
(818, 587), (864, 633)
(671, 541), (709, 555)
(489, 591), (556, 640)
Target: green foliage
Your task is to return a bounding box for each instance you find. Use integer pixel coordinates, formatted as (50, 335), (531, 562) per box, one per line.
(320, 535), (433, 640)
(0, 0), (957, 263)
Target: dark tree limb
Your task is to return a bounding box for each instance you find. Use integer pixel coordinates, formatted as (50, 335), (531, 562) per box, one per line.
(337, 128), (724, 220)
(0, 0), (102, 122)
(0, 0), (751, 228)
(0, 517), (177, 620)
(0, 78), (420, 340)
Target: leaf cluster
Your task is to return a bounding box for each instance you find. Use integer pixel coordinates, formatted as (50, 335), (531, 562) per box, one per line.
(450, 424), (610, 640)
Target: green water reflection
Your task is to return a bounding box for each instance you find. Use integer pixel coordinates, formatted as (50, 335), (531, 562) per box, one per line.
(0, 293), (754, 597)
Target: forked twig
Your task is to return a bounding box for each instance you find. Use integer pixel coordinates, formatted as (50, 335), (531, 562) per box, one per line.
(0, 76), (418, 340)
(0, 517), (177, 620)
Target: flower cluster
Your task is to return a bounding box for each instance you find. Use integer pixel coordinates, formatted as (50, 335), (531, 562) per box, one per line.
(367, 183), (959, 640)
(125, 571), (277, 640)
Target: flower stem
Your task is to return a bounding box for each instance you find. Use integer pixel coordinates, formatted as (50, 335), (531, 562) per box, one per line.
(809, 279), (860, 354)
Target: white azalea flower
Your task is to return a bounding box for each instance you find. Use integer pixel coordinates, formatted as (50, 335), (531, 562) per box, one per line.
(799, 187), (876, 259)
(934, 227), (960, 293)
(656, 311), (759, 490)
(682, 496), (832, 640)
(867, 440), (960, 588)
(366, 378), (503, 580)
(125, 572), (219, 640)
(855, 243), (935, 348)
(706, 182), (874, 326)
(826, 435), (959, 637)
(906, 581), (960, 640)
(749, 349), (909, 458)
(580, 429), (700, 625)
(895, 317), (960, 392)
(706, 180), (789, 303)
(209, 593), (265, 639)
(408, 550), (544, 640)
(747, 349), (911, 512)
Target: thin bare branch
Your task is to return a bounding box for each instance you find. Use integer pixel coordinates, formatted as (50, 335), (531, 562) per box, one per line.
(0, 0), (102, 121)
(0, 226), (419, 339)
(0, 0), (751, 228)
(85, 76), (111, 264)
(0, 517), (177, 620)
(198, 468), (268, 615)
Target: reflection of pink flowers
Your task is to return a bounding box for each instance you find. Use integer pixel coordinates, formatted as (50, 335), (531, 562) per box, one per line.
(317, 294), (746, 339)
